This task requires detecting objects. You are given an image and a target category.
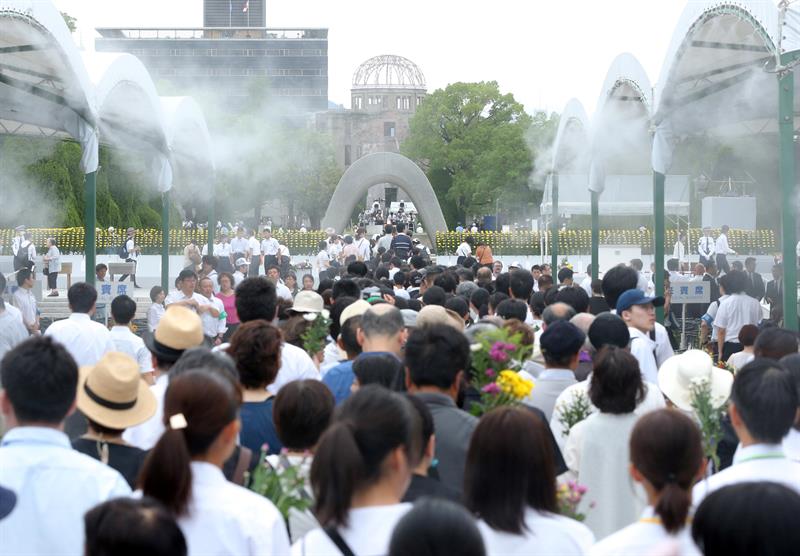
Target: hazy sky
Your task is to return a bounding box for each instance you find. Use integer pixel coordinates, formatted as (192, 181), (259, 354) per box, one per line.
(54, 0), (688, 115)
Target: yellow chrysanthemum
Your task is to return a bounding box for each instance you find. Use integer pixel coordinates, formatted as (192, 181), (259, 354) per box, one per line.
(496, 370), (534, 400)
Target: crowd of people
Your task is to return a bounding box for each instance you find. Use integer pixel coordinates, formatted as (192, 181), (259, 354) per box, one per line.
(1, 221), (799, 556)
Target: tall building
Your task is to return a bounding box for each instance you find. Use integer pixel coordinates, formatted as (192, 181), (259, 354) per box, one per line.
(204, 0), (265, 28)
(315, 55), (427, 205)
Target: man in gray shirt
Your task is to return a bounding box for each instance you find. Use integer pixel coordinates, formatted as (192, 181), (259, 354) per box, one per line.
(405, 324), (475, 495)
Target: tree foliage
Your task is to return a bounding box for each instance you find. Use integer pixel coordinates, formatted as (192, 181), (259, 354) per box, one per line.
(402, 81), (534, 226)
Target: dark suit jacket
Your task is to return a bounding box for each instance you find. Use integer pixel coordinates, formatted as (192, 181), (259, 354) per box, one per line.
(745, 271), (765, 301)
(766, 279), (784, 318)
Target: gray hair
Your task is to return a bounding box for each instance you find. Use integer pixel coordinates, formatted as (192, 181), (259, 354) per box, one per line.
(570, 312), (596, 351)
(360, 304), (405, 339)
(542, 302), (576, 326)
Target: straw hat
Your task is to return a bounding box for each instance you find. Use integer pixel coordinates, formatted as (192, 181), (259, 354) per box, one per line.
(339, 299), (371, 325)
(290, 290), (330, 319)
(144, 305), (203, 362)
(658, 349), (733, 411)
(416, 305), (465, 331)
(77, 352), (156, 429)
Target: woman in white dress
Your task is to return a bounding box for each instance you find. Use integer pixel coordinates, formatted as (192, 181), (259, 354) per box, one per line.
(565, 346), (648, 540)
(465, 406), (595, 555)
(590, 409), (704, 555)
(292, 385), (419, 555)
(139, 368), (290, 555)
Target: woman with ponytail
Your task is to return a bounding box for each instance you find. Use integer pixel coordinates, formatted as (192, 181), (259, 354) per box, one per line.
(590, 409), (704, 555)
(292, 385), (421, 555)
(138, 368), (290, 555)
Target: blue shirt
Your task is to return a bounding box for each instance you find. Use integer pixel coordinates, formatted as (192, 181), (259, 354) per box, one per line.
(322, 360), (355, 405)
(240, 398), (283, 456)
(0, 427), (131, 555)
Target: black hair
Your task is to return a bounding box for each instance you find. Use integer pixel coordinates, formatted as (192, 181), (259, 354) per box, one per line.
(406, 394), (434, 461)
(389, 498), (485, 556)
(588, 312), (630, 350)
(149, 286), (164, 303)
(495, 299), (528, 322)
(235, 277), (277, 323)
(753, 328), (799, 359)
(405, 324), (470, 390)
(139, 369), (242, 515)
(730, 359), (797, 443)
(494, 273), (510, 297)
(556, 267), (574, 283)
(392, 270), (407, 288)
(555, 286), (590, 314)
(274, 379), (335, 451)
(456, 268), (474, 282)
(111, 295), (136, 325)
(375, 266), (390, 280)
(667, 258), (679, 271)
(601, 265), (638, 307)
(692, 482), (800, 556)
(328, 296), (356, 340)
(311, 385), (419, 527)
(465, 406), (557, 534)
(201, 255), (218, 270)
(508, 269), (534, 300)
(1, 336), (78, 424)
(591, 279), (603, 295)
(339, 315), (363, 357)
(318, 240), (328, 251)
(347, 261), (369, 277)
(84, 497), (187, 556)
(433, 273), (457, 294)
(488, 292), (509, 314)
(317, 278), (334, 295)
(445, 296), (469, 319)
(66, 282), (97, 313)
(422, 285), (447, 307)
(332, 279), (360, 301)
(228, 321), (283, 389)
(170, 347), (238, 382)
(543, 285), (559, 306)
(630, 410), (703, 533)
(95, 263), (108, 273)
(537, 274), (554, 292)
(589, 346), (645, 414)
(177, 269), (198, 282)
(353, 353), (404, 390)
(540, 322), (585, 366)
(470, 288), (490, 312)
(723, 270), (748, 294)
(528, 291), (546, 317)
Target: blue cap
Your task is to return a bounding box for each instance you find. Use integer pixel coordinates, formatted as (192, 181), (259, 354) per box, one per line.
(616, 289), (665, 313)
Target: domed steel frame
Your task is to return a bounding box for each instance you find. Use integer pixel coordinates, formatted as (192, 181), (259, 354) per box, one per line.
(352, 54), (426, 90)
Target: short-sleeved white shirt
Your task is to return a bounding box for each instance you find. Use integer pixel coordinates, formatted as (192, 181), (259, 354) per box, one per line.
(315, 250), (330, 273)
(713, 293), (762, 342)
(479, 508), (594, 556)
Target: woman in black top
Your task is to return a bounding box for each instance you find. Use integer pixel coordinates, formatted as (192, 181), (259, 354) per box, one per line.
(73, 420), (148, 488)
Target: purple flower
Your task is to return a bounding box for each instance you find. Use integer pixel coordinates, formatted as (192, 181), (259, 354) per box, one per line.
(485, 368), (496, 377)
(481, 383), (501, 395)
(503, 342), (516, 351)
(489, 346), (510, 363)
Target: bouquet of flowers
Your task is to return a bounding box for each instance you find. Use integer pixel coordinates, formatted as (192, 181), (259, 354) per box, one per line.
(557, 480), (593, 522)
(247, 448), (313, 521)
(556, 390), (593, 437)
(301, 313), (331, 358)
(689, 377), (725, 472)
(468, 327), (534, 417)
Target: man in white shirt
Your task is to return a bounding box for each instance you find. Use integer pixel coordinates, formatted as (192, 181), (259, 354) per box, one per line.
(165, 269), (214, 315)
(216, 234), (233, 273)
(673, 232), (687, 269)
(455, 238), (472, 264)
(260, 228), (280, 275)
(374, 224), (395, 256)
(616, 288), (665, 384)
(118, 227), (141, 288)
(109, 295), (153, 376)
(266, 265), (293, 302)
(11, 268), (39, 335)
(579, 264), (594, 296)
(44, 282), (115, 368)
(693, 359), (800, 507)
(0, 337), (131, 555)
(698, 226), (716, 268)
(629, 259), (649, 293)
(714, 270), (762, 361)
(715, 224), (736, 274)
(198, 277), (226, 346)
(10, 224), (24, 270)
(230, 227), (249, 261)
(355, 227), (371, 262)
(247, 229), (262, 277)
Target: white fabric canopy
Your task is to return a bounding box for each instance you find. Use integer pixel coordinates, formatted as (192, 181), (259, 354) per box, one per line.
(0, 0), (98, 172)
(160, 96), (215, 187)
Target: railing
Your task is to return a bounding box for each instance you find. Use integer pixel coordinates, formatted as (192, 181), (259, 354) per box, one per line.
(96, 27), (328, 41)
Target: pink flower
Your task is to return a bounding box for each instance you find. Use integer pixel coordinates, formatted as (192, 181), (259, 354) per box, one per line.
(503, 342), (516, 351)
(485, 368), (496, 377)
(481, 383), (501, 395)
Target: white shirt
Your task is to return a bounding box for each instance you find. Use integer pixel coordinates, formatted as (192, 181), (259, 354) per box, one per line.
(355, 237), (371, 261)
(0, 307), (29, 360)
(248, 236), (261, 259)
(179, 461), (291, 556)
(123, 373), (168, 450)
(315, 250), (331, 273)
(320, 339), (345, 376)
(784, 429), (800, 462)
(233, 270), (247, 285)
(275, 281), (293, 301)
(216, 242), (232, 259)
(636, 271), (648, 293)
(269, 342), (320, 395)
(230, 237), (249, 255)
(292, 503), (411, 556)
(11, 234), (21, 255)
(110, 325), (153, 373)
(456, 242), (472, 257)
(165, 290), (210, 312)
(703, 295), (727, 342)
(726, 350), (754, 371)
(698, 235), (715, 258)
(200, 295), (226, 338)
(125, 237), (137, 261)
(692, 443), (800, 508)
(715, 233), (735, 255)
(148, 303), (165, 332)
(260, 237), (279, 256)
(11, 287), (37, 328)
(0, 427), (130, 555)
(45, 245), (61, 272)
(628, 327), (659, 384)
(478, 508), (594, 556)
(45, 313), (115, 367)
(672, 241), (686, 263)
(375, 233), (393, 255)
(550, 377), (665, 453)
(589, 507), (700, 556)
(580, 275), (592, 296)
(714, 293), (762, 342)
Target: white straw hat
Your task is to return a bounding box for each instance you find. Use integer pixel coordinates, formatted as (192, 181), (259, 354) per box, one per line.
(290, 290), (329, 319)
(658, 349), (733, 411)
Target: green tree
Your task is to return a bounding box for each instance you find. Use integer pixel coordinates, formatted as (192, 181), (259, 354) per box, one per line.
(402, 81), (533, 226)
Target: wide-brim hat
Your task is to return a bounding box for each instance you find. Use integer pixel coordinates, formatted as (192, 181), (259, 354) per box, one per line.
(416, 305), (464, 331)
(289, 290), (329, 319)
(144, 305), (204, 362)
(658, 349), (733, 411)
(77, 352), (156, 429)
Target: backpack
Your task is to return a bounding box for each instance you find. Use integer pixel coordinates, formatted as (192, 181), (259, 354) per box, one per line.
(118, 241), (129, 260)
(14, 242), (30, 267)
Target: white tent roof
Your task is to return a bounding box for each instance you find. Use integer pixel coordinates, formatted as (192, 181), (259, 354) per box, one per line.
(160, 96), (215, 185)
(0, 0), (97, 172)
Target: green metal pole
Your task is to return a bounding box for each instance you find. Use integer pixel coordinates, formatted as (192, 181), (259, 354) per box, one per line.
(654, 172), (666, 323)
(207, 187), (215, 257)
(591, 189), (599, 281)
(551, 171), (559, 271)
(84, 171), (96, 287)
(779, 58), (798, 331)
(161, 191), (170, 291)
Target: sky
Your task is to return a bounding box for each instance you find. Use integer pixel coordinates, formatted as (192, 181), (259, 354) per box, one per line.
(53, 0), (689, 116)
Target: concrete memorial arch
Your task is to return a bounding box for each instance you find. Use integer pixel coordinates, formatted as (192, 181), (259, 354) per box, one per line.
(321, 152), (447, 246)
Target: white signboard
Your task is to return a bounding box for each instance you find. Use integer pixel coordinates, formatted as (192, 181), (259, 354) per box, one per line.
(669, 280), (710, 304)
(97, 281), (133, 305)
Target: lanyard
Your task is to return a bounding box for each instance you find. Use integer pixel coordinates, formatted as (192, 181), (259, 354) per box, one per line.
(736, 452), (785, 464)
